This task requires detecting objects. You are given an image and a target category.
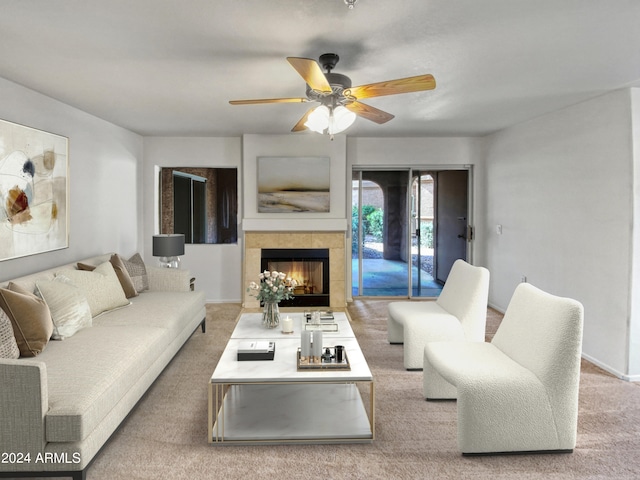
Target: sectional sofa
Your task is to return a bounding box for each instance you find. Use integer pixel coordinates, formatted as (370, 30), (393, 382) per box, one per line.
(0, 253), (206, 480)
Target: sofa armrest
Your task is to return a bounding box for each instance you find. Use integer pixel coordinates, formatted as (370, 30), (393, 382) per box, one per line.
(146, 266), (192, 292)
(0, 359), (48, 455)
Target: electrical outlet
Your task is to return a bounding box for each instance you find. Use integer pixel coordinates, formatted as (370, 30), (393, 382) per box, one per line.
(496, 224), (502, 235)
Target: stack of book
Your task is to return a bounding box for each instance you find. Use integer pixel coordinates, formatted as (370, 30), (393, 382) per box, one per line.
(237, 341), (275, 361)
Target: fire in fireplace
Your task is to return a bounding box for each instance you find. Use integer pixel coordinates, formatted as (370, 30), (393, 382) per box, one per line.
(260, 248), (330, 307)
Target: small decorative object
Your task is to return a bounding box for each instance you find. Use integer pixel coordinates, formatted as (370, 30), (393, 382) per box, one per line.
(300, 330), (311, 362)
(297, 346), (351, 370)
(335, 345), (345, 363)
(311, 330), (323, 363)
(322, 347), (333, 363)
(247, 270), (296, 329)
(282, 315), (294, 334)
(237, 341), (275, 361)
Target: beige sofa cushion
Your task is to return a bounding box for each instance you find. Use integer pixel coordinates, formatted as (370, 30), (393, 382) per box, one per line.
(41, 324), (167, 442)
(36, 276), (92, 340)
(57, 262), (130, 318)
(0, 282), (53, 357)
(40, 289), (205, 443)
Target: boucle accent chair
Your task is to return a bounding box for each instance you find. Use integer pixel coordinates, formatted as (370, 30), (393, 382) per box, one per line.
(387, 259), (489, 371)
(423, 283), (584, 455)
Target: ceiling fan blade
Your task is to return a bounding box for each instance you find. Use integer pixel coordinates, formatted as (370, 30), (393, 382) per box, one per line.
(229, 97), (309, 105)
(345, 101), (395, 124)
(291, 108), (315, 132)
(345, 74), (436, 100)
(286, 57), (332, 93)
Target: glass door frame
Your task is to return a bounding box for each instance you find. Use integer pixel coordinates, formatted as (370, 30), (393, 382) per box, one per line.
(349, 165), (474, 300)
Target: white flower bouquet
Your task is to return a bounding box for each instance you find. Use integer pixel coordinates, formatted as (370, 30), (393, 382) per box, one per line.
(247, 270), (297, 304)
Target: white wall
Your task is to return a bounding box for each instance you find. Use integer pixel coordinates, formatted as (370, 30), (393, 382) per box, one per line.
(142, 137), (242, 303)
(242, 134), (348, 231)
(477, 89), (635, 379)
(0, 77), (143, 282)
(346, 137), (481, 168)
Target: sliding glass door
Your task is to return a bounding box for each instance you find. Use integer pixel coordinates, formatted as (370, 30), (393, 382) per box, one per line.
(352, 167), (471, 298)
(352, 169), (410, 296)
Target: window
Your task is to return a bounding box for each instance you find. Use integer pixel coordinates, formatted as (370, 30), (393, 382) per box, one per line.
(160, 167), (237, 244)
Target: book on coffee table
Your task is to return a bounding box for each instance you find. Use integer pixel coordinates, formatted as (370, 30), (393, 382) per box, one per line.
(237, 341), (275, 361)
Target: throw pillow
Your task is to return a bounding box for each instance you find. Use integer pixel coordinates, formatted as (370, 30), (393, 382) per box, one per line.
(58, 262), (130, 318)
(0, 282), (53, 357)
(0, 308), (20, 359)
(35, 277), (92, 340)
(110, 254), (139, 298)
(77, 254), (138, 299)
(122, 253), (148, 293)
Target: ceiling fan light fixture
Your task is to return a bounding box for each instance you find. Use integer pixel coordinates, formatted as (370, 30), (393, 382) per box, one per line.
(230, 54), (435, 134)
(305, 105), (357, 135)
(344, 0), (358, 9)
(304, 105), (330, 133)
(329, 105), (356, 134)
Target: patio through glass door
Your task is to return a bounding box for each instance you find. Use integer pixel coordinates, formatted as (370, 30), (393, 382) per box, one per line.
(352, 167), (470, 298)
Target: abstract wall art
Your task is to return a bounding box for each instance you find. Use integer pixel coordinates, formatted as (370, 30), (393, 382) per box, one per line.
(257, 156), (330, 213)
(0, 119), (69, 261)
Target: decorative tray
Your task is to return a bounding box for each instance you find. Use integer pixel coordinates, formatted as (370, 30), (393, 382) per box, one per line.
(304, 310), (335, 322)
(303, 322), (338, 332)
(296, 347), (351, 371)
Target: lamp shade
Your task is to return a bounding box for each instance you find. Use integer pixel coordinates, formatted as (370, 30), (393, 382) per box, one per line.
(152, 234), (185, 257)
(304, 105), (330, 133)
(304, 105), (357, 135)
(329, 105), (356, 134)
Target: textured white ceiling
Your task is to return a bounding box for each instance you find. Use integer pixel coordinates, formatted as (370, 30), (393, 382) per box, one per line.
(1, 0), (639, 137)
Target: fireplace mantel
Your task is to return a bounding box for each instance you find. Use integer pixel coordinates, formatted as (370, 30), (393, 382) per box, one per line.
(243, 231), (346, 309)
(242, 218), (348, 232)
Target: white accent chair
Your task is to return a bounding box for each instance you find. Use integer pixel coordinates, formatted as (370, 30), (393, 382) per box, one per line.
(423, 283), (584, 454)
(387, 259), (490, 371)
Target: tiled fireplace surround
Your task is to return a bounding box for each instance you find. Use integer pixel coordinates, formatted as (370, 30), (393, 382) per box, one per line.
(243, 231), (346, 309)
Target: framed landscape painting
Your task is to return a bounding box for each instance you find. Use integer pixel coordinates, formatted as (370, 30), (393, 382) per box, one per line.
(0, 119), (69, 261)
(257, 156), (330, 213)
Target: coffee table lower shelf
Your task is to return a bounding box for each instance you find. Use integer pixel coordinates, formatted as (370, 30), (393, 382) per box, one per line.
(209, 382), (374, 445)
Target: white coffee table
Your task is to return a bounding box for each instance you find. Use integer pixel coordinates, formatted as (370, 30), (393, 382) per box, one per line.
(208, 311), (375, 444)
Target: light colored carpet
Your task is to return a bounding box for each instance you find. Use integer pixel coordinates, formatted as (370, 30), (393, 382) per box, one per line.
(82, 301), (640, 479)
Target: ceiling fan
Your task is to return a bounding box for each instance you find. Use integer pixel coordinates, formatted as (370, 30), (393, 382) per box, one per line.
(229, 53), (436, 136)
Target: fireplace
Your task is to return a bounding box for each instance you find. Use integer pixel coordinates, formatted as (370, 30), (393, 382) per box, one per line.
(261, 248), (330, 307)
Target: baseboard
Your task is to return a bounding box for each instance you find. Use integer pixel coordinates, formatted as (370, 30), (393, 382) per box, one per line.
(581, 352), (640, 382)
(463, 449), (573, 457)
(487, 302), (506, 314)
